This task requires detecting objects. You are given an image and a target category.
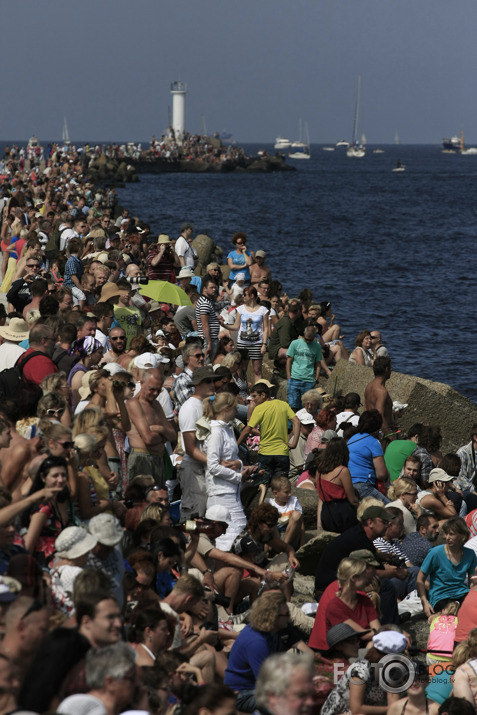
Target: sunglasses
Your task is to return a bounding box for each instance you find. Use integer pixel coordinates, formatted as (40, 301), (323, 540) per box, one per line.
(27, 264), (40, 269)
(57, 440), (74, 449)
(192, 353), (204, 359)
(45, 408), (64, 417)
(111, 336), (126, 341)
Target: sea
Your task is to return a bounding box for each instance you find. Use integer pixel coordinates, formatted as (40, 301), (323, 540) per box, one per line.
(117, 143), (477, 404)
(3, 141), (476, 403)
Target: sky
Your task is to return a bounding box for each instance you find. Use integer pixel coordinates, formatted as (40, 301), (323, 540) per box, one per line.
(1, 1), (476, 145)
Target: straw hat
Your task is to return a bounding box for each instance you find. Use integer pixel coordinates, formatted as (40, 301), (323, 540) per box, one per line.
(78, 370), (97, 402)
(88, 513), (123, 546)
(157, 234), (172, 244)
(98, 282), (130, 303)
(0, 318), (29, 342)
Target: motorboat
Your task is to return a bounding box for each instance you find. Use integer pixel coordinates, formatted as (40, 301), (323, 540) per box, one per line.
(336, 139), (349, 147)
(442, 135), (460, 151)
(373, 148), (384, 154)
(322, 146), (335, 151)
(346, 77), (365, 158)
(274, 137), (291, 150)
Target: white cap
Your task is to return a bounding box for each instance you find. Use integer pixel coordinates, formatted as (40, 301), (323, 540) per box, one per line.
(205, 505), (231, 523)
(134, 352), (159, 369)
(295, 408), (315, 425)
(102, 362), (125, 376)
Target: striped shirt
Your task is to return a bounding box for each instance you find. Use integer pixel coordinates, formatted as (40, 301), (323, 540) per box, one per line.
(195, 295), (220, 341)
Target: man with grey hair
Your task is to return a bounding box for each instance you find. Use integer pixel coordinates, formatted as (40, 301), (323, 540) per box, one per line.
(255, 652), (315, 715)
(172, 342), (205, 409)
(17, 323), (58, 385)
(58, 642), (138, 715)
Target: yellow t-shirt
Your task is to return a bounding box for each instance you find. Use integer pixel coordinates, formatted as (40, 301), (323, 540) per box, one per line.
(248, 399), (296, 456)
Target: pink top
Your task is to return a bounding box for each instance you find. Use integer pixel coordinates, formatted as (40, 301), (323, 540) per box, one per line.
(427, 614), (457, 660)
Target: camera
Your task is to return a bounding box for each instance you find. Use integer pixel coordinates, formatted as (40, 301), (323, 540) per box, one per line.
(203, 587), (231, 609)
(126, 276), (149, 285)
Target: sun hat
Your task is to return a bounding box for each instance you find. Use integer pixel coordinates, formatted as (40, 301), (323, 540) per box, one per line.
(178, 267), (195, 279)
(88, 513), (123, 546)
(134, 352), (159, 369)
(321, 429), (338, 443)
(0, 575), (22, 603)
(55, 526), (97, 559)
(234, 272), (246, 282)
(255, 250), (266, 258)
(349, 549), (381, 566)
(157, 234), (172, 244)
(361, 506), (393, 523)
(205, 505), (231, 523)
(147, 301), (163, 313)
(327, 623), (369, 649)
(372, 631), (407, 654)
(190, 366), (221, 386)
(0, 318), (29, 342)
(296, 408), (315, 425)
(181, 221), (194, 232)
(78, 370), (97, 401)
(207, 262), (220, 271)
(98, 282), (130, 303)
(429, 468), (454, 483)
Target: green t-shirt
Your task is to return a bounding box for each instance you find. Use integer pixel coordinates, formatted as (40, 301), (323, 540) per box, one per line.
(287, 337), (322, 382)
(384, 439), (417, 481)
(249, 399), (296, 456)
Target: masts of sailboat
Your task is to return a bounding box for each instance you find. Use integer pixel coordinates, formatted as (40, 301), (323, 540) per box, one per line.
(62, 117), (70, 145)
(347, 76), (365, 158)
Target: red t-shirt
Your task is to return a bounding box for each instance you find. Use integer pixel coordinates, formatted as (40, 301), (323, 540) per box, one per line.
(19, 348), (58, 385)
(455, 590), (477, 643)
(308, 580), (378, 651)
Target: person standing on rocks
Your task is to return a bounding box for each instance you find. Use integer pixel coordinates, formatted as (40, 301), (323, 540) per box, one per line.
(175, 221), (198, 269)
(364, 356), (396, 440)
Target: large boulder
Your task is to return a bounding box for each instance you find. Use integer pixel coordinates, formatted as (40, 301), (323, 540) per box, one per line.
(327, 360), (477, 452)
(192, 233), (217, 273)
(295, 530), (338, 576)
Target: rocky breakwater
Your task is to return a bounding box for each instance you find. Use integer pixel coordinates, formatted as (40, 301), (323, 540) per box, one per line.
(130, 155), (295, 174)
(86, 154), (139, 184)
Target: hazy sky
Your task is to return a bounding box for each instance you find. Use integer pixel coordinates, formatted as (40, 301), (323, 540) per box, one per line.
(2, 1), (475, 145)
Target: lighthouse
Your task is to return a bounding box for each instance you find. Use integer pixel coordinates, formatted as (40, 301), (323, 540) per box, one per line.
(170, 81), (187, 144)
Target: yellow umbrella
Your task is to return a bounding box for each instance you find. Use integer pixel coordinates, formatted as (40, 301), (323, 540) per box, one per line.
(139, 280), (193, 307)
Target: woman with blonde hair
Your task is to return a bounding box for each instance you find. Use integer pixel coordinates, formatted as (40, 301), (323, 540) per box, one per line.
(74, 431), (118, 521)
(224, 591), (311, 712)
(139, 503), (172, 527)
(73, 406), (121, 495)
(387, 477), (421, 534)
(324, 557), (380, 642)
(203, 392), (254, 549)
(41, 371), (73, 425)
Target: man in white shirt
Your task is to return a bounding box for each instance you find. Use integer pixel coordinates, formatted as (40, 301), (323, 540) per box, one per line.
(175, 221), (198, 268)
(336, 392), (361, 436)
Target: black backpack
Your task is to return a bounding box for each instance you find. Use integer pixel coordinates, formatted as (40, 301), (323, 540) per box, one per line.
(0, 351), (45, 398)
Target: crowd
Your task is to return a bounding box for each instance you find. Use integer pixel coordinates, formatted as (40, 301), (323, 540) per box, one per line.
(0, 144), (475, 715)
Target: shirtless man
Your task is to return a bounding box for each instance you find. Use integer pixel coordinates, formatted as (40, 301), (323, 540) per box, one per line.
(249, 250), (271, 288)
(126, 367), (176, 485)
(364, 356), (396, 440)
(0, 407), (42, 495)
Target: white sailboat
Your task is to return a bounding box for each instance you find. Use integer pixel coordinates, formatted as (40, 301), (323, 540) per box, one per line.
(347, 77), (365, 158)
(62, 117), (71, 146)
(291, 119), (307, 148)
(274, 137), (291, 150)
(288, 122), (311, 159)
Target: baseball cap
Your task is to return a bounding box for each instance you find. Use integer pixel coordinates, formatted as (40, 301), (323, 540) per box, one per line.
(134, 352), (159, 369)
(372, 631), (407, 654)
(255, 250), (266, 258)
(254, 379), (274, 389)
(235, 534), (259, 555)
(204, 505), (231, 523)
(349, 549), (380, 566)
(428, 468), (454, 483)
(360, 506), (393, 523)
(296, 408), (315, 425)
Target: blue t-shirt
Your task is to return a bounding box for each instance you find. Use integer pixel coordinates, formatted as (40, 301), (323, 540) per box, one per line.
(420, 544), (477, 607)
(347, 433), (383, 484)
(224, 624), (281, 691)
(227, 249), (252, 282)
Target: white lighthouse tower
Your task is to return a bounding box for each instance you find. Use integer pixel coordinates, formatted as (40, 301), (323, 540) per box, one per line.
(170, 81), (187, 144)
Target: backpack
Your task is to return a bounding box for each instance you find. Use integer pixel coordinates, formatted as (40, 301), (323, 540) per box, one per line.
(0, 351), (45, 398)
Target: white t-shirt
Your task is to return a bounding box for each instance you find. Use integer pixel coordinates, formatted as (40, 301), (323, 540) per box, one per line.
(267, 495), (303, 516)
(59, 226), (78, 252)
(158, 387), (174, 420)
(0, 342), (25, 371)
(175, 235), (197, 267)
(178, 396), (204, 464)
(236, 304), (269, 345)
(336, 411), (360, 437)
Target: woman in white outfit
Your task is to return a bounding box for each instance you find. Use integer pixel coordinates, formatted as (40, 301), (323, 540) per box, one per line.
(203, 393), (252, 550)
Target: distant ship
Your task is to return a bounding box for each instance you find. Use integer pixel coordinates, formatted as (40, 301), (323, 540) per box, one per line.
(442, 136), (460, 152)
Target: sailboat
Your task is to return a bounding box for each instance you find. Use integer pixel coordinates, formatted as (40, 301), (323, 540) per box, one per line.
(347, 77), (365, 158)
(288, 122), (311, 159)
(62, 117), (71, 146)
(291, 119), (307, 149)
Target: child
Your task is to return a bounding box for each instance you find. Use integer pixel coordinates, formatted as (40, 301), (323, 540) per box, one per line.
(230, 272), (246, 306)
(81, 272), (97, 306)
(63, 237), (86, 309)
(266, 474), (305, 547)
(426, 600), (459, 665)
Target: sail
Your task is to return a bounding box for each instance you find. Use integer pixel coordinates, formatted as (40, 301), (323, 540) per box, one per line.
(351, 76), (361, 144)
(62, 117), (70, 144)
